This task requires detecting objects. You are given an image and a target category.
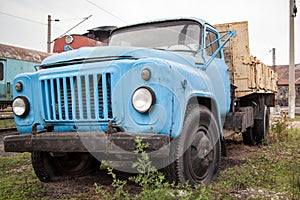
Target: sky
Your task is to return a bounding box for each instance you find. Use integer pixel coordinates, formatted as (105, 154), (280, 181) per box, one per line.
(0, 0), (299, 66)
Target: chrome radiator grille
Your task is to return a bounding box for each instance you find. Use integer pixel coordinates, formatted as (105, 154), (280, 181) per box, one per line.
(40, 73), (113, 122)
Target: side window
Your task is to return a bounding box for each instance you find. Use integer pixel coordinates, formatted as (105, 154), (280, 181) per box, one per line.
(0, 62), (3, 81)
(205, 30), (221, 58)
(205, 31), (213, 56)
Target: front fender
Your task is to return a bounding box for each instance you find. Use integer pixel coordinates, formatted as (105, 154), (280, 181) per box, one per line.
(112, 59), (180, 136)
(169, 61), (227, 138)
(13, 72), (45, 133)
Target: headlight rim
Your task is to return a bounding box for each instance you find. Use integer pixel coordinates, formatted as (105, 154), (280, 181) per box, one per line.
(141, 68), (152, 81)
(132, 87), (155, 114)
(12, 96), (30, 118)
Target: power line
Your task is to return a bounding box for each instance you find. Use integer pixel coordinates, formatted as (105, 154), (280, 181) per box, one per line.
(59, 17), (90, 21)
(56, 15), (93, 40)
(0, 11), (46, 25)
(85, 0), (126, 23)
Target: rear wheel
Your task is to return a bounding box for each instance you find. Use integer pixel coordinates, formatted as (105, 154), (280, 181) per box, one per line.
(254, 105), (270, 145)
(31, 152), (100, 182)
(242, 127), (256, 146)
(164, 105), (221, 185)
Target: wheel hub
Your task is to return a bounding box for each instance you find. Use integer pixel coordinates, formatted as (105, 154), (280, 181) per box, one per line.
(189, 129), (214, 179)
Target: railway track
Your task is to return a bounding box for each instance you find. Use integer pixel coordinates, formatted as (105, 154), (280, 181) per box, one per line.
(0, 127), (17, 132)
(0, 107), (14, 120)
(0, 108), (16, 134)
(0, 127), (17, 134)
(0, 116), (14, 120)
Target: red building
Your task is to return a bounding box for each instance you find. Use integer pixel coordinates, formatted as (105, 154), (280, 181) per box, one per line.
(273, 64), (300, 106)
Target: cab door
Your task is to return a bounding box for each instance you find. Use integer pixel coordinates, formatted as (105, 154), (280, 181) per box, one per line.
(204, 26), (231, 117)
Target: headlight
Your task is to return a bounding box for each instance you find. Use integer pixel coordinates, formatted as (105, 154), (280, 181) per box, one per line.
(12, 96), (30, 117)
(65, 35), (74, 44)
(132, 87), (155, 113)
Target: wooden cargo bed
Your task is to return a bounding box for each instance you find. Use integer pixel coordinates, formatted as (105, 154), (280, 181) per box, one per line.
(215, 21), (277, 98)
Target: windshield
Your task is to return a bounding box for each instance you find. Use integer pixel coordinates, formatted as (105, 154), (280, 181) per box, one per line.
(109, 20), (202, 52)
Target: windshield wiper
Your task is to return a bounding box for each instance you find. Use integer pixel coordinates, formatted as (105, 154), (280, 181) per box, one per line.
(153, 48), (196, 53)
(37, 56), (137, 69)
(153, 47), (168, 51)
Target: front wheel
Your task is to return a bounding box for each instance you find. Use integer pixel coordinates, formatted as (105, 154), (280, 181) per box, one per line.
(31, 152), (100, 182)
(164, 105), (221, 185)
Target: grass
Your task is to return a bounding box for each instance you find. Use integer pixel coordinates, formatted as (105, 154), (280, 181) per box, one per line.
(94, 126), (300, 199)
(292, 116), (300, 121)
(0, 153), (45, 199)
(0, 121), (299, 199)
(0, 119), (15, 128)
(212, 125), (300, 199)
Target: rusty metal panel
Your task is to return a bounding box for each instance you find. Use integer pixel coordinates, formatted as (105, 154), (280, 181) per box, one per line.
(215, 21), (277, 98)
(4, 132), (170, 158)
(0, 43), (50, 63)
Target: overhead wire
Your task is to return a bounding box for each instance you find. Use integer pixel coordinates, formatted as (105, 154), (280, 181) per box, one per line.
(55, 15), (93, 41)
(0, 11), (46, 25)
(85, 0), (127, 23)
(58, 17), (90, 21)
(1, 2), (126, 44)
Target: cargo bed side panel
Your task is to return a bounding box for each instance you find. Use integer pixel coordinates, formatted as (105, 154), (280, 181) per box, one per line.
(215, 21), (277, 98)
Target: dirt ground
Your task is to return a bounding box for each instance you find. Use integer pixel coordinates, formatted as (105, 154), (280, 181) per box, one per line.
(1, 118), (299, 199)
(0, 133), (263, 199)
(20, 141), (260, 199)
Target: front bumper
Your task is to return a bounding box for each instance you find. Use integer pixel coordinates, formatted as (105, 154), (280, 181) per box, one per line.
(4, 132), (170, 158)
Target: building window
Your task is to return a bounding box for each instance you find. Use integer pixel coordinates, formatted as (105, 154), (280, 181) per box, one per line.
(0, 62), (3, 81)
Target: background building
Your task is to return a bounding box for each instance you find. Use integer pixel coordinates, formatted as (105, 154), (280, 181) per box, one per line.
(0, 43), (50, 108)
(273, 64), (300, 106)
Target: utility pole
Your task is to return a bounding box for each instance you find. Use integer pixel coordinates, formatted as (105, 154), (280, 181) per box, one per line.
(47, 15), (51, 53)
(47, 15), (59, 53)
(289, 0), (297, 118)
(271, 48), (276, 67)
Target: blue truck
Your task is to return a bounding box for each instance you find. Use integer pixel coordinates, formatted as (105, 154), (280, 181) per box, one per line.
(4, 18), (277, 185)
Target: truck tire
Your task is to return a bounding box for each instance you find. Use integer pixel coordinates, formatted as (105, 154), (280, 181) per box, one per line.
(164, 105), (221, 185)
(31, 152), (100, 182)
(254, 105), (270, 145)
(242, 127), (256, 146)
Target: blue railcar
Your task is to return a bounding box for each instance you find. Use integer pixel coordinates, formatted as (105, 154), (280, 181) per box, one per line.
(0, 43), (50, 109)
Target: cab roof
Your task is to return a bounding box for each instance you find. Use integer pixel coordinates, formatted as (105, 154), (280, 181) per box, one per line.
(111, 17), (214, 35)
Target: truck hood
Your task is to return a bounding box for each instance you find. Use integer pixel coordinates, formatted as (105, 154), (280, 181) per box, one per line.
(41, 46), (197, 68)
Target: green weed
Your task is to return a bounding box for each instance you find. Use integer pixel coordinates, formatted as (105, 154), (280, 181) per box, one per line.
(1, 121), (299, 199)
(214, 127), (300, 199)
(95, 137), (214, 200)
(94, 130), (300, 199)
(269, 116), (290, 143)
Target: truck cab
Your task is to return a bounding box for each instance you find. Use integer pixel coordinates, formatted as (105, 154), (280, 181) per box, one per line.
(5, 18), (241, 185)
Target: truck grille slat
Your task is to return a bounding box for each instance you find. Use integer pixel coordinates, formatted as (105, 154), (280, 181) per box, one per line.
(40, 73), (113, 122)
(56, 78), (63, 119)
